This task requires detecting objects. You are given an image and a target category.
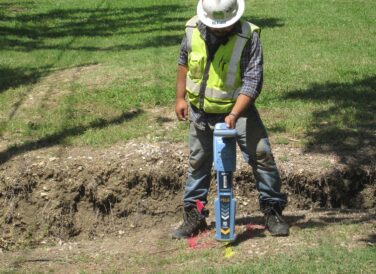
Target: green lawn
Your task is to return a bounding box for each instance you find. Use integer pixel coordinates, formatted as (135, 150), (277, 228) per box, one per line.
(0, 0), (188, 150)
(0, 0), (375, 154)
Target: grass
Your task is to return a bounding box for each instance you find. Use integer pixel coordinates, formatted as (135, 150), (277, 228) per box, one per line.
(168, 223), (375, 273)
(214, 246), (375, 274)
(0, 0), (187, 150)
(0, 219), (374, 273)
(0, 0), (375, 159)
(143, 222), (375, 273)
(25, 224), (376, 273)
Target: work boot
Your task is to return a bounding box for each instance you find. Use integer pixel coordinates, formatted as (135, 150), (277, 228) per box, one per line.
(171, 206), (208, 239)
(262, 205), (289, 236)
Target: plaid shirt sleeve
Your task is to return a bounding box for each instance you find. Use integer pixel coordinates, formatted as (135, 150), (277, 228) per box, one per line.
(178, 35), (188, 66)
(239, 31), (263, 100)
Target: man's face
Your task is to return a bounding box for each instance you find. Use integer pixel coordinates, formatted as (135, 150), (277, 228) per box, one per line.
(208, 24), (235, 37)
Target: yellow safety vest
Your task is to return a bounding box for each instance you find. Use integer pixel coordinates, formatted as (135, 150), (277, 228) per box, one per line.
(185, 16), (260, 114)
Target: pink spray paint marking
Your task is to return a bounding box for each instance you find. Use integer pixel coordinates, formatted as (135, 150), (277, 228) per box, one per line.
(187, 230), (215, 249)
(187, 200), (215, 249)
(246, 224), (266, 231)
(196, 200), (205, 214)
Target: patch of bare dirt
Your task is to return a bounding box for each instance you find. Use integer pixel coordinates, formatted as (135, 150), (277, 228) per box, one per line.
(0, 133), (375, 251)
(0, 209), (374, 273)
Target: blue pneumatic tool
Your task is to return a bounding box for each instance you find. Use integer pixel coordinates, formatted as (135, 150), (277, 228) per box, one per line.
(213, 123), (238, 242)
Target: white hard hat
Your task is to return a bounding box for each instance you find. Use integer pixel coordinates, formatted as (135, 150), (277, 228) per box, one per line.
(197, 0), (245, 29)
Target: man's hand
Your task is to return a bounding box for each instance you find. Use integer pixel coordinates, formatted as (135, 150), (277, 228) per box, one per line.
(225, 94), (253, 128)
(225, 112), (238, 129)
(175, 98), (188, 121)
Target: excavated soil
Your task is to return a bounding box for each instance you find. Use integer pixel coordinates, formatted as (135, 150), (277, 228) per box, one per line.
(0, 138), (375, 250)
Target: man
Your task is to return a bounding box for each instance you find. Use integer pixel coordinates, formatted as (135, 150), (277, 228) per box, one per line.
(172, 0), (289, 239)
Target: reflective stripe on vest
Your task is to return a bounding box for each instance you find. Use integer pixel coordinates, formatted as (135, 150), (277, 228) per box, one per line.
(226, 22), (252, 88)
(186, 77), (241, 100)
(185, 16), (198, 53)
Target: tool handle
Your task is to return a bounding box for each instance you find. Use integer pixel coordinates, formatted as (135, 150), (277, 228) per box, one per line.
(214, 123), (237, 137)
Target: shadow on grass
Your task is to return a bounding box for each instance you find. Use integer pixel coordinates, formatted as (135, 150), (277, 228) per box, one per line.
(0, 4), (185, 52)
(0, 2), (285, 52)
(283, 75), (376, 166)
(1, 63), (98, 120)
(0, 66), (49, 93)
(0, 109), (143, 165)
(246, 17), (284, 29)
(0, 1), (286, 91)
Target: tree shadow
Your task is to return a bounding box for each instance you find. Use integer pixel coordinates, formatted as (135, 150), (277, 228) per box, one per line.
(0, 66), (49, 93)
(1, 63), (98, 120)
(0, 2), (286, 52)
(0, 4), (188, 52)
(245, 17), (284, 29)
(0, 109), (143, 165)
(283, 75), (375, 166)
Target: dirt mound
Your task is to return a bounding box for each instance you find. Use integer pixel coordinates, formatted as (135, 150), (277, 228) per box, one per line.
(0, 141), (375, 249)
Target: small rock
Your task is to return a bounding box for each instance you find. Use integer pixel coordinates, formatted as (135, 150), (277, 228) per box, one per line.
(118, 230), (125, 235)
(40, 192), (49, 199)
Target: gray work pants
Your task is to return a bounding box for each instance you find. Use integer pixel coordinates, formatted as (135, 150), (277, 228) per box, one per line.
(183, 107), (287, 210)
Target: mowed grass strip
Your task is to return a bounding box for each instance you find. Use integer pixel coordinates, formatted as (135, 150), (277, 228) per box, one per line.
(0, 0), (374, 153)
(132, 222), (375, 273)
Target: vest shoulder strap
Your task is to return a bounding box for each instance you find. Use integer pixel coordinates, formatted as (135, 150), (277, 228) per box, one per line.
(185, 16), (199, 28)
(185, 16), (199, 53)
(237, 21), (261, 39)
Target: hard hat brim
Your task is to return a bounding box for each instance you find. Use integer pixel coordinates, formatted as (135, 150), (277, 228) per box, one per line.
(197, 0), (245, 29)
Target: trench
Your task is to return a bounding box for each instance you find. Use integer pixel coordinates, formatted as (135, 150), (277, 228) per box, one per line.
(0, 157), (375, 249)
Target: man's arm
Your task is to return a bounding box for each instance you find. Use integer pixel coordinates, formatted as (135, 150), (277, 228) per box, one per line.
(225, 31), (263, 128)
(175, 34), (189, 121)
(225, 94), (252, 128)
(175, 65), (188, 121)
